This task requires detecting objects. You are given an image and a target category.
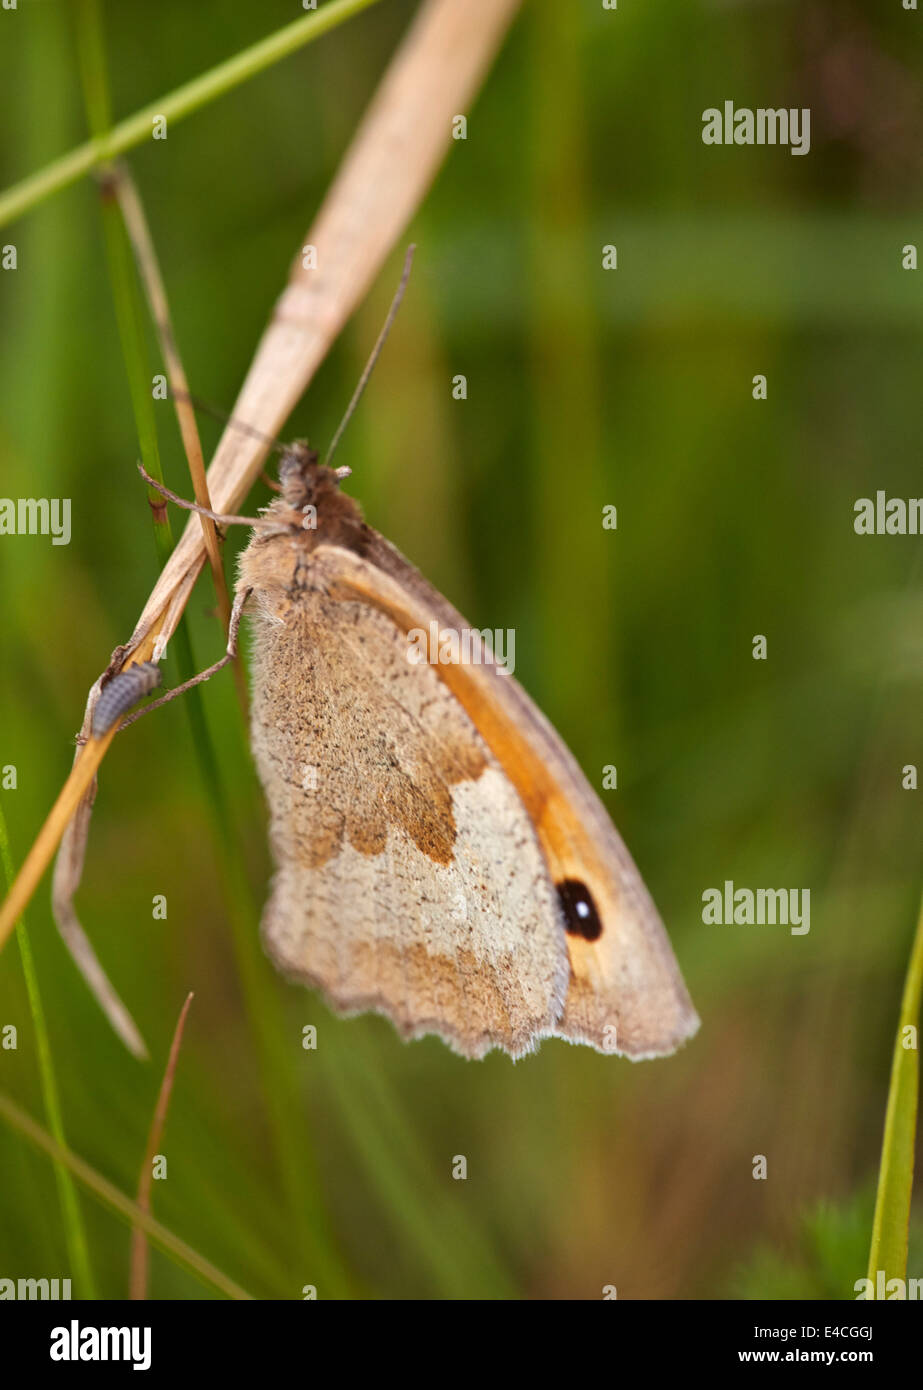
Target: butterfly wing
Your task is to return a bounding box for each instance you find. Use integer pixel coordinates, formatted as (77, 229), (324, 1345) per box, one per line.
(319, 535), (700, 1060)
(244, 543), (570, 1059)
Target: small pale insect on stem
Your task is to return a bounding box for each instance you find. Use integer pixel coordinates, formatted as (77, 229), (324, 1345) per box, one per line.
(92, 663), (163, 739)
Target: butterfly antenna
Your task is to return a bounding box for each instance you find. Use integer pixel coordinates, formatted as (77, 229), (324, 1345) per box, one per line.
(322, 243), (416, 469)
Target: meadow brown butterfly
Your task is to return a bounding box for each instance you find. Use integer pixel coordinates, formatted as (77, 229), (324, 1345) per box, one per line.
(127, 256), (699, 1062)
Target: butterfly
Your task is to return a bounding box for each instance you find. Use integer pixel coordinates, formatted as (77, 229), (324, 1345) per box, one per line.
(115, 251), (698, 1062)
(222, 444), (699, 1060)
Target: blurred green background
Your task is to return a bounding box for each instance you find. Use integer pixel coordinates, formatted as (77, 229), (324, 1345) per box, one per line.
(0, 0), (920, 1299)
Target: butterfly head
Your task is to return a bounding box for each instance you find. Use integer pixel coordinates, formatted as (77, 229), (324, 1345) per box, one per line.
(273, 442), (360, 542)
(278, 442), (352, 508)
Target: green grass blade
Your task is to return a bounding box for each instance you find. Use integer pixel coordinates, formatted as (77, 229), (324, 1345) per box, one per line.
(70, 0), (354, 1296)
(0, 1089), (253, 1300)
(99, 204), (176, 561)
(868, 889), (923, 1285)
(74, 0), (172, 565)
(0, 0), (383, 230)
(0, 808), (97, 1298)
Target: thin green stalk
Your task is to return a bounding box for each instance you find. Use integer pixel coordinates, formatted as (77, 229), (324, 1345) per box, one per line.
(99, 206), (175, 563)
(0, 1090), (253, 1300)
(0, 0), (384, 230)
(75, 0), (171, 563)
(72, 1), (354, 1297)
(73, 0), (353, 1295)
(527, 1), (607, 734)
(75, 0), (112, 135)
(0, 808), (96, 1299)
(868, 889), (923, 1286)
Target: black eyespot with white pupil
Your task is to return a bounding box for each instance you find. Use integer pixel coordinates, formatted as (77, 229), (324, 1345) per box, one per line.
(557, 879), (602, 941)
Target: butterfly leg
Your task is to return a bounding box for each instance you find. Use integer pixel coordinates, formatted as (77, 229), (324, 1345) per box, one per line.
(117, 586), (252, 732)
(138, 461), (266, 528)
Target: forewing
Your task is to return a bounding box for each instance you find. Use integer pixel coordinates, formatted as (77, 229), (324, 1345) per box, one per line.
(245, 550), (570, 1059)
(326, 537), (700, 1059)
